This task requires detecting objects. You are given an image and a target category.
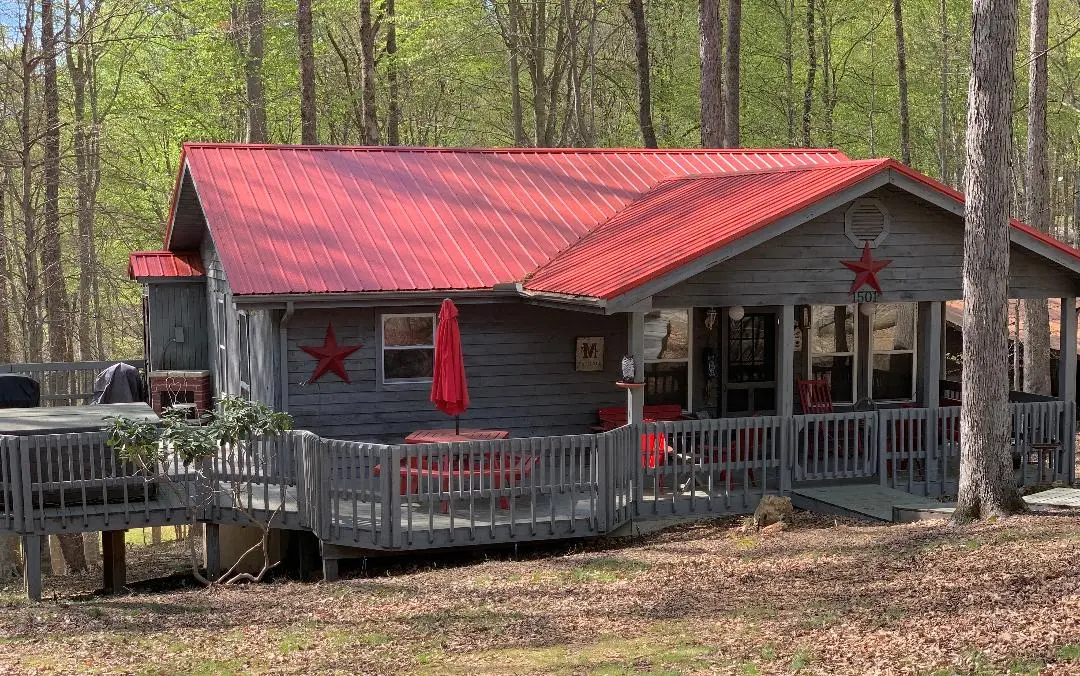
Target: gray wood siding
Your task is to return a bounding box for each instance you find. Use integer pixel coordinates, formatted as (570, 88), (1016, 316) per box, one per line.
(147, 282), (208, 371)
(202, 236), (234, 399)
(285, 304), (627, 442)
(654, 186), (1080, 308)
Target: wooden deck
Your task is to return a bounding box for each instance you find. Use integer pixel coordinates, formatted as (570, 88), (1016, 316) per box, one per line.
(791, 484), (956, 522)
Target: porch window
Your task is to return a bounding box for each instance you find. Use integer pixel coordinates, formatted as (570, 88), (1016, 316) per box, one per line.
(808, 305), (857, 404)
(643, 309), (690, 410)
(214, 293), (228, 396)
(238, 312), (251, 398)
(382, 313), (436, 383)
(870, 303), (917, 400)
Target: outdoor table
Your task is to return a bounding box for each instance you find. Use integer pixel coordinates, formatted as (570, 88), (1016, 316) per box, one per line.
(404, 428), (509, 444)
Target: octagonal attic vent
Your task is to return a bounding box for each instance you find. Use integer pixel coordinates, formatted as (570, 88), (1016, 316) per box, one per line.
(844, 198), (890, 248)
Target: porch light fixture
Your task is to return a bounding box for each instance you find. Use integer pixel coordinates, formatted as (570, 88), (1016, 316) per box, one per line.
(859, 302), (875, 317)
(728, 305), (745, 322)
(704, 308), (719, 331)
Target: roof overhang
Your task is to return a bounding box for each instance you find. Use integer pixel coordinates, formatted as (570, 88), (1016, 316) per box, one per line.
(128, 250), (205, 282)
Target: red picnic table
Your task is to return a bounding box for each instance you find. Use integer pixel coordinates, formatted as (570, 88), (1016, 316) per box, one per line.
(404, 428), (509, 444)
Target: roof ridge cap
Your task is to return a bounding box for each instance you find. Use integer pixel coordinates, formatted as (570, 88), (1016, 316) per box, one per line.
(654, 157), (890, 183)
(179, 142), (850, 156)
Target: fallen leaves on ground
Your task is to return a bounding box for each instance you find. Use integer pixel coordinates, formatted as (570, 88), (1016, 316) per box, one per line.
(3, 511), (1080, 674)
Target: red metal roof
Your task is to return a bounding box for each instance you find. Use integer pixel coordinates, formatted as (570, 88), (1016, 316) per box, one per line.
(128, 250), (205, 280)
(170, 144), (850, 295)
(525, 159), (1080, 299)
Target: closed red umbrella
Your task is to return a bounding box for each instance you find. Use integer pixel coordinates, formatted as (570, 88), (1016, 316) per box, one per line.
(431, 299), (470, 432)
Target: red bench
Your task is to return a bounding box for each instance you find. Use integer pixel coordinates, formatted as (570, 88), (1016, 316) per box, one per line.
(594, 404), (687, 431)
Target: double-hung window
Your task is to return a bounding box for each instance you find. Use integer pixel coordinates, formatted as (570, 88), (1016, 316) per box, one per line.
(643, 309), (691, 410)
(808, 304), (857, 404)
(237, 312), (251, 398)
(870, 302), (916, 400)
(382, 313), (436, 383)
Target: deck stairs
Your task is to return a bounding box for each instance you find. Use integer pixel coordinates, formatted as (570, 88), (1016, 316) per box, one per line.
(790, 484), (1080, 523)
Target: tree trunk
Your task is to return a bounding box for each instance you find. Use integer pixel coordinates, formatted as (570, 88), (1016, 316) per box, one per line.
(41, 0), (71, 364)
(953, 0), (1024, 523)
(627, 0), (657, 148)
(244, 0), (268, 143)
(722, 0), (740, 147)
(507, 0), (528, 146)
(385, 0), (400, 145)
(1022, 0), (1051, 395)
(698, 0), (723, 147)
(784, 0), (795, 146)
(893, 0), (911, 165)
(359, 0), (380, 144)
(18, 1), (42, 362)
(939, 0), (949, 180)
(818, 6), (835, 147)
(529, 0), (549, 146)
(0, 166), (10, 362)
(298, 0), (318, 144)
(801, 0), (816, 147)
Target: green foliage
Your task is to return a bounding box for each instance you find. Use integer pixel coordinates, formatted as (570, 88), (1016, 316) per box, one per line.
(105, 396), (293, 466)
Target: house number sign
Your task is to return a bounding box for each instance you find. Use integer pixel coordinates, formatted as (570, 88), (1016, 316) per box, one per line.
(576, 337), (604, 372)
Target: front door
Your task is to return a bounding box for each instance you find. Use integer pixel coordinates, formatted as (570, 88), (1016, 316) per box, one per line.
(721, 309), (778, 416)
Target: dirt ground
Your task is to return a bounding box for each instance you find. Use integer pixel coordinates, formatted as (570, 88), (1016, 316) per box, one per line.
(2, 511), (1080, 675)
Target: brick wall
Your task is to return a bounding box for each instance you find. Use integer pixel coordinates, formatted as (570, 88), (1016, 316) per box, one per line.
(148, 370), (212, 415)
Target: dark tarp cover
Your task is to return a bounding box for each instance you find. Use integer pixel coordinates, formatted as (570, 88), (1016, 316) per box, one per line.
(91, 363), (147, 405)
(0, 374), (40, 408)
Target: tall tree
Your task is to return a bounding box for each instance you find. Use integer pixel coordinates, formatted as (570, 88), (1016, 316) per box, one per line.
(801, 0), (816, 146)
(953, 0), (1024, 523)
(698, 0), (723, 147)
(40, 0), (71, 364)
(722, 0), (740, 147)
(893, 0), (911, 165)
(359, 0), (380, 144)
(938, 0), (950, 180)
(498, 0), (528, 146)
(243, 0), (268, 142)
(1022, 0), (1052, 395)
(298, 0), (318, 144)
(385, 0), (401, 145)
(628, 0), (657, 147)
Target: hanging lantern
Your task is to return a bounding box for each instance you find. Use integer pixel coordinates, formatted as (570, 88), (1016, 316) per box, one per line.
(704, 308), (719, 331)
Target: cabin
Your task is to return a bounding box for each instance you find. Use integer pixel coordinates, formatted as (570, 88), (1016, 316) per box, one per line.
(10, 143), (1076, 596)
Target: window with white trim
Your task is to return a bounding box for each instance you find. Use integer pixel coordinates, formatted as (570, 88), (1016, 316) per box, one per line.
(215, 293), (228, 394)
(643, 309), (691, 410)
(870, 302), (917, 400)
(382, 313), (436, 383)
(238, 312), (251, 398)
(808, 304), (857, 404)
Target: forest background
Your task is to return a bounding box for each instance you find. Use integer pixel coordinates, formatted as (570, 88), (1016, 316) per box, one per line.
(0, 0), (1074, 362)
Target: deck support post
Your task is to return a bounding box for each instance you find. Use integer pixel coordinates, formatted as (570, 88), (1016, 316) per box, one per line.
(204, 523), (221, 580)
(627, 311), (645, 424)
(22, 534), (41, 601)
(1058, 297), (1077, 483)
(322, 556), (339, 582)
(102, 529), (126, 594)
(778, 306), (795, 417)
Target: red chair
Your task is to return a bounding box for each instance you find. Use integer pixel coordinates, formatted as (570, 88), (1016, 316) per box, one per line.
(641, 431), (672, 488)
(797, 378), (834, 414)
(594, 404), (686, 431)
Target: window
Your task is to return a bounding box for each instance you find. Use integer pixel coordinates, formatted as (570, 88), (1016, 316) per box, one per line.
(808, 305), (857, 404)
(643, 309), (691, 410)
(870, 303), (916, 400)
(238, 312), (251, 397)
(382, 313), (436, 383)
(215, 293), (228, 395)
(727, 314), (774, 384)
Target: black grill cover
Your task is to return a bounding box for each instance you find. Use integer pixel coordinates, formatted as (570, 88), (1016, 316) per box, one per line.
(0, 374), (40, 408)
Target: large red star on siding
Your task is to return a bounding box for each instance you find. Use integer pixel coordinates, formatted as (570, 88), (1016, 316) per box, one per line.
(841, 242), (892, 293)
(300, 323), (362, 383)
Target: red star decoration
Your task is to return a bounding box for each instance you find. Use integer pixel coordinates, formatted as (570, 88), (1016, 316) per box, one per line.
(300, 323), (362, 383)
(841, 242), (892, 293)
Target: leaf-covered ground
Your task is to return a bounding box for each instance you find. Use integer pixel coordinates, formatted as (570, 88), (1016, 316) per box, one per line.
(3, 512), (1080, 675)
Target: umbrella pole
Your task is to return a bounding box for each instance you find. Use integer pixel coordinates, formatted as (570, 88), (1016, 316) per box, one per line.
(455, 415), (460, 435)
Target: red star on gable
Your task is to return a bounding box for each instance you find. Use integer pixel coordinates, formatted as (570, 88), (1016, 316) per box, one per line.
(841, 242), (892, 293)
(300, 323), (362, 383)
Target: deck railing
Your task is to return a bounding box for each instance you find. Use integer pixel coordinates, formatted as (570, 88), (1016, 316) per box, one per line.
(0, 360), (144, 406)
(0, 399), (1073, 547)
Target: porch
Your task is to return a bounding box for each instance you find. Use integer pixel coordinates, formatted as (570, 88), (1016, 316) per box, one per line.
(1, 394), (1073, 598)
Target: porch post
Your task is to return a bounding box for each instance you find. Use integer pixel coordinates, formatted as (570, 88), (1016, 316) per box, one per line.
(777, 305), (795, 417)
(1057, 298), (1076, 484)
(917, 301), (942, 409)
(1057, 298), (1077, 404)
(627, 311), (645, 424)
